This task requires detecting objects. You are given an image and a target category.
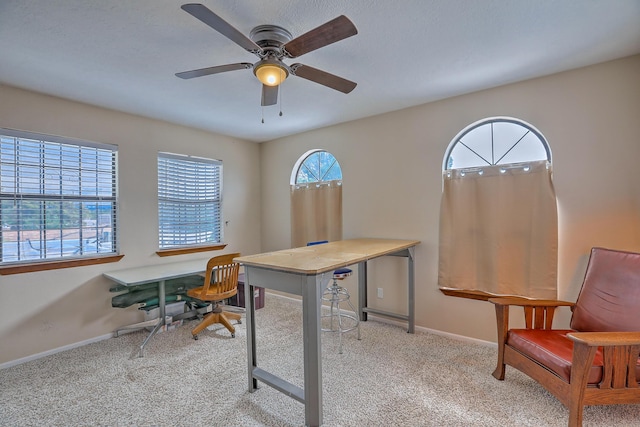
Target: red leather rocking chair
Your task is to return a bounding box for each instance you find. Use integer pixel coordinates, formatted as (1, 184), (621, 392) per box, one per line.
(490, 247), (640, 426)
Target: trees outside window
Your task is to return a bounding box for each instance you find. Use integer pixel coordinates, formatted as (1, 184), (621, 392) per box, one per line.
(1, 129), (117, 264)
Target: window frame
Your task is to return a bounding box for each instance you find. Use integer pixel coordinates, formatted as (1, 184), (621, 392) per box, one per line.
(290, 149), (343, 185)
(0, 128), (122, 274)
(442, 116), (551, 171)
(156, 152), (225, 256)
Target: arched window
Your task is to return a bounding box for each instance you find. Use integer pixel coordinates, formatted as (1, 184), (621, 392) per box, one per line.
(439, 117), (557, 300)
(443, 117), (551, 170)
(290, 150), (343, 247)
(291, 149), (343, 185)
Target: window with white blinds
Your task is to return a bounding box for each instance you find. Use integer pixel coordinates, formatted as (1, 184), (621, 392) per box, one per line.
(0, 129), (118, 264)
(157, 152), (222, 249)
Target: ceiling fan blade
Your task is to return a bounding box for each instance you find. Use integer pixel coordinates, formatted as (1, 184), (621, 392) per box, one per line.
(283, 15), (357, 58)
(181, 3), (262, 53)
(290, 64), (357, 94)
(261, 85), (278, 106)
(175, 63), (253, 79)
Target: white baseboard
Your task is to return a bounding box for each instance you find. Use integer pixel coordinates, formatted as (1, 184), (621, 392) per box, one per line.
(367, 313), (496, 348)
(0, 333), (113, 370)
(2, 294), (495, 369)
(267, 292), (496, 348)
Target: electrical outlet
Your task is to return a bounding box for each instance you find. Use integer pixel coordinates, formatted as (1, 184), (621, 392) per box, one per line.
(377, 287), (383, 299)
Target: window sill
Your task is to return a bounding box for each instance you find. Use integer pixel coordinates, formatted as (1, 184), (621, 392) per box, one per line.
(0, 254), (125, 275)
(439, 288), (493, 301)
(156, 243), (227, 257)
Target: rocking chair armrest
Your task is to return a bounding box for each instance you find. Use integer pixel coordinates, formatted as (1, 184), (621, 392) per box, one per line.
(490, 298), (575, 334)
(567, 331), (640, 392)
(567, 331), (640, 347)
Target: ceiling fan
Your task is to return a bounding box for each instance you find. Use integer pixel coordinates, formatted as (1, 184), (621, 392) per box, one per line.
(175, 3), (358, 107)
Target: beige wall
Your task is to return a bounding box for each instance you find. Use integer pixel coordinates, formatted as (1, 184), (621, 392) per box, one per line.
(0, 85), (261, 364)
(2, 55), (639, 365)
(260, 55), (640, 341)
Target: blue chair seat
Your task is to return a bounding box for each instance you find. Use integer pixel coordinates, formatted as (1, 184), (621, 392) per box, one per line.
(333, 267), (352, 279)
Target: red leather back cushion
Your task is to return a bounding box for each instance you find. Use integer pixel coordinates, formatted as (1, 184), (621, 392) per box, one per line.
(571, 247), (640, 332)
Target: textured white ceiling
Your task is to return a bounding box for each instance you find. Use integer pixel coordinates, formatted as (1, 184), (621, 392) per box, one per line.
(1, 0), (639, 142)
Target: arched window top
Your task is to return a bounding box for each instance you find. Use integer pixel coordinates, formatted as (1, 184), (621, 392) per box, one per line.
(443, 117), (551, 171)
(291, 149), (343, 185)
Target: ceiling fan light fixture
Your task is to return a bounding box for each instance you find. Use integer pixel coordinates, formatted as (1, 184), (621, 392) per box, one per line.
(254, 59), (289, 86)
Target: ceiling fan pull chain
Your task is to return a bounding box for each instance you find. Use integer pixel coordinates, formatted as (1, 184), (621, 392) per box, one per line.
(279, 73), (283, 117)
(278, 70), (284, 117)
(261, 106), (265, 124)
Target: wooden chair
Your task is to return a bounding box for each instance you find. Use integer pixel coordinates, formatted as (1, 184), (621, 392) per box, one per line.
(490, 247), (640, 426)
(187, 253), (242, 339)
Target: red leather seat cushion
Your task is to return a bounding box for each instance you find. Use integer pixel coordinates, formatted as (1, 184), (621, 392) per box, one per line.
(508, 329), (606, 384)
(508, 329), (640, 385)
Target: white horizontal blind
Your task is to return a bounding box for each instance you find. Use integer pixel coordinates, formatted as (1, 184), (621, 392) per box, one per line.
(0, 129), (118, 263)
(158, 152), (222, 249)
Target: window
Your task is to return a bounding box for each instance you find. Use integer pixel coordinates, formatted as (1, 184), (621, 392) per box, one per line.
(290, 149), (343, 247)
(438, 117), (557, 300)
(443, 117), (551, 170)
(0, 129), (117, 265)
(292, 149), (343, 184)
(158, 152), (222, 250)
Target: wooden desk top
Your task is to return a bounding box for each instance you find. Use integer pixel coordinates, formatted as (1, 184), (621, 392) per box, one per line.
(234, 238), (420, 275)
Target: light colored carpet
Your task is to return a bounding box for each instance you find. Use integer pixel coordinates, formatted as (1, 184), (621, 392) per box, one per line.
(1, 294), (639, 426)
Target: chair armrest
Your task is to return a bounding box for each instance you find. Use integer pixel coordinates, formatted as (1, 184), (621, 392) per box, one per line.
(489, 297), (574, 308)
(567, 331), (640, 391)
(489, 297), (574, 331)
(567, 331), (640, 347)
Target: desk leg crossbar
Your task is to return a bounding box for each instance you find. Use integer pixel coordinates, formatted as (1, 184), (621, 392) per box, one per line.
(358, 247), (415, 333)
(245, 269), (328, 427)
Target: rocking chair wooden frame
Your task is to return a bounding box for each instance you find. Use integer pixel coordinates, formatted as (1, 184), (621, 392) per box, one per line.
(490, 247), (640, 426)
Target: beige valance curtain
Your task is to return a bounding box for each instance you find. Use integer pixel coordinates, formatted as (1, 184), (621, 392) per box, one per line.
(438, 160), (558, 299)
(290, 181), (342, 248)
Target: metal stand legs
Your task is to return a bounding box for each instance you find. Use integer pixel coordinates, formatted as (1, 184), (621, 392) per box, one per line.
(321, 278), (361, 354)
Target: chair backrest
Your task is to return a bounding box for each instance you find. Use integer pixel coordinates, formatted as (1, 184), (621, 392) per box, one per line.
(197, 253), (241, 301)
(570, 247), (640, 332)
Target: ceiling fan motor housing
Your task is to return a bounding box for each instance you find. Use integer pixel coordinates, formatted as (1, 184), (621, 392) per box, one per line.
(249, 25), (293, 53)
(250, 25), (292, 85)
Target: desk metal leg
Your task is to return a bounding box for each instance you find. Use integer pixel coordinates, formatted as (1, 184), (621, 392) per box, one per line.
(244, 268), (326, 427)
(358, 261), (368, 322)
(407, 247), (415, 334)
(137, 279), (167, 357)
(302, 274), (324, 427)
(245, 270), (259, 391)
(358, 250), (416, 334)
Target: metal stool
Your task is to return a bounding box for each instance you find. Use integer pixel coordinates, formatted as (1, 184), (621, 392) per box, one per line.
(322, 267), (361, 354)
